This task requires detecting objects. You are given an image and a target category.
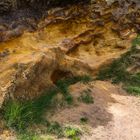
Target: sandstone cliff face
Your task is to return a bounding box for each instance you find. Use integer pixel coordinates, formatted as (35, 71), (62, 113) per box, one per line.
(0, 1), (139, 107)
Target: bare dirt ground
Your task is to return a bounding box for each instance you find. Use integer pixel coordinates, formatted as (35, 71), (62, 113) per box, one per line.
(46, 81), (140, 140)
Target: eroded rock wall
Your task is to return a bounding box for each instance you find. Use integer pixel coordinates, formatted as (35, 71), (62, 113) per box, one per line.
(0, 0), (88, 14)
(0, 1), (139, 107)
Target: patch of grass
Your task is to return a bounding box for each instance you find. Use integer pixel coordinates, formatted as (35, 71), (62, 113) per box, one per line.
(97, 34), (140, 84)
(17, 132), (41, 140)
(47, 122), (64, 138)
(97, 48), (135, 84)
(3, 88), (58, 131)
(128, 73), (140, 87)
(3, 101), (32, 130)
(64, 127), (81, 139)
(132, 34), (140, 46)
(65, 94), (73, 105)
(47, 122), (81, 139)
(17, 121), (82, 140)
(77, 75), (93, 84)
(56, 75), (92, 104)
(97, 35), (140, 95)
(46, 121), (82, 139)
(78, 89), (94, 104)
(125, 86), (140, 96)
(56, 75), (92, 93)
(56, 78), (73, 104)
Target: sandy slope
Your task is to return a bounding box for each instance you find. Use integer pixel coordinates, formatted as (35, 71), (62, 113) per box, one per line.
(48, 81), (140, 140)
(82, 86), (140, 140)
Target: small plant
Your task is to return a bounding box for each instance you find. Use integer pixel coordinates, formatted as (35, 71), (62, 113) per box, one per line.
(125, 86), (140, 96)
(64, 127), (81, 139)
(78, 89), (94, 104)
(80, 117), (88, 124)
(65, 94), (73, 105)
(47, 122), (82, 139)
(78, 75), (93, 84)
(56, 75), (92, 93)
(132, 34), (140, 46)
(17, 123), (82, 140)
(47, 122), (63, 138)
(17, 132), (40, 140)
(56, 79), (69, 95)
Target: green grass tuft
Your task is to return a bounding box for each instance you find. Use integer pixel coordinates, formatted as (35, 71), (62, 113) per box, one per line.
(78, 89), (94, 104)
(17, 132), (41, 140)
(77, 75), (93, 84)
(3, 88), (58, 131)
(56, 75), (92, 94)
(132, 34), (140, 46)
(125, 86), (140, 96)
(65, 95), (73, 105)
(97, 47), (136, 84)
(80, 117), (88, 124)
(64, 127), (81, 139)
(47, 122), (81, 139)
(47, 122), (63, 138)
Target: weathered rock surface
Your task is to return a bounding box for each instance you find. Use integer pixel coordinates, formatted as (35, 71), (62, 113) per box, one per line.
(0, 0), (88, 14)
(0, 1), (139, 107)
